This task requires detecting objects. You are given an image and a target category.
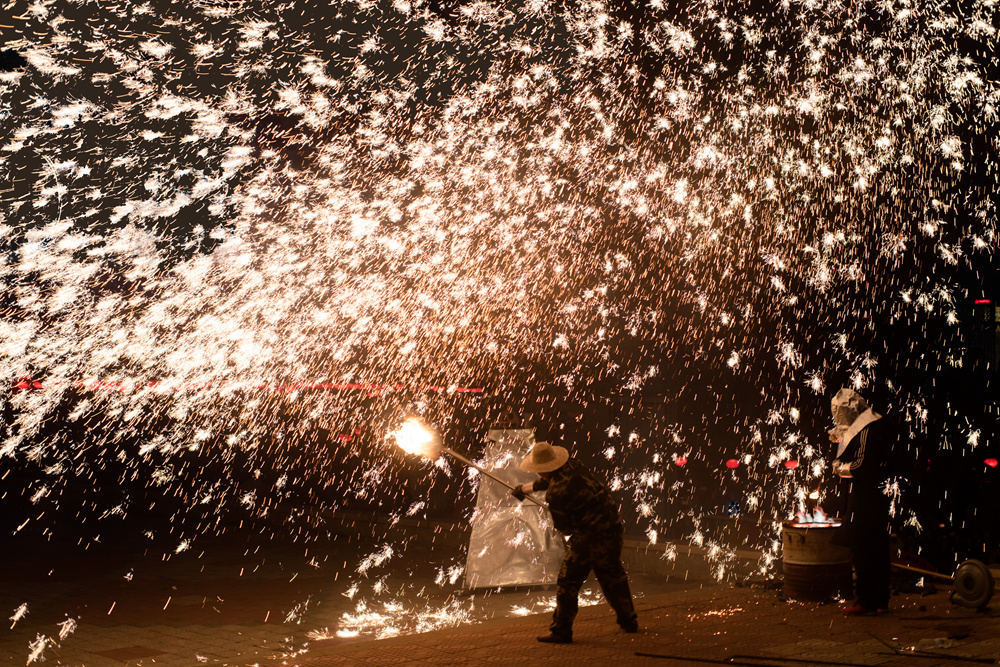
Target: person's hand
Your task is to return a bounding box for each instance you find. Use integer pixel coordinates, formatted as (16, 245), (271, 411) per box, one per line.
(832, 460), (852, 477)
(510, 483), (532, 501)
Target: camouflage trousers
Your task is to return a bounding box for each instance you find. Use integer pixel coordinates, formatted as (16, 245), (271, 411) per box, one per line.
(550, 528), (637, 639)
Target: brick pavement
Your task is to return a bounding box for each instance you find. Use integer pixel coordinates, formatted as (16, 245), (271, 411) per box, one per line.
(5, 559), (998, 666)
(3, 513), (997, 667)
(254, 584), (1000, 667)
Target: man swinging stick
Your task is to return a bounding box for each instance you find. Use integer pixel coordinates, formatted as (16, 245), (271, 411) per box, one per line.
(511, 441), (639, 643)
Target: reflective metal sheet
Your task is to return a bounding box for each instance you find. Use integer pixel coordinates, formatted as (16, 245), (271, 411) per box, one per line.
(464, 429), (566, 589)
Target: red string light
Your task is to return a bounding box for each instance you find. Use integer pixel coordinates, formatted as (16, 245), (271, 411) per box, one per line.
(12, 379), (484, 395)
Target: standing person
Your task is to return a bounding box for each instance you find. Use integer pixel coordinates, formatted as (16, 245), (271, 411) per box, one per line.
(511, 441), (638, 643)
(829, 388), (893, 615)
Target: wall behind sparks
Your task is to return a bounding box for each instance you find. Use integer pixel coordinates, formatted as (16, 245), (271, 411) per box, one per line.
(1, 0), (998, 578)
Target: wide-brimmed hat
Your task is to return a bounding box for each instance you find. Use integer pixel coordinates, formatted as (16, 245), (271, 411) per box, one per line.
(519, 441), (570, 473)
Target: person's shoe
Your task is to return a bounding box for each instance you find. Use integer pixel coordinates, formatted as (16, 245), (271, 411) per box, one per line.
(537, 632), (572, 644)
(842, 604), (877, 616)
(620, 623), (639, 633)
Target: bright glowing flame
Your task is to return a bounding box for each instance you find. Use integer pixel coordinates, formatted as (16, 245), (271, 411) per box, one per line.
(793, 507), (840, 527)
(391, 417), (443, 459)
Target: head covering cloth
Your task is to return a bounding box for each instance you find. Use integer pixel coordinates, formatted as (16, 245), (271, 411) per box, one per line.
(830, 387), (882, 458)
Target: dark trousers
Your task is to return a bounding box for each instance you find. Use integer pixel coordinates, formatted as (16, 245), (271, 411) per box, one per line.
(844, 485), (891, 609)
(550, 528), (637, 638)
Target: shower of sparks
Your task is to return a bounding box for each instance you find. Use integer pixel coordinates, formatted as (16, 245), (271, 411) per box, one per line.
(10, 603), (28, 629)
(26, 634), (50, 665)
(1, 0), (998, 658)
(56, 618), (77, 642)
(284, 596), (312, 624)
(357, 544), (396, 575)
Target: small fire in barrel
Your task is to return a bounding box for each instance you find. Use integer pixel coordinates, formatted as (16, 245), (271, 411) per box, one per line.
(782, 507), (851, 602)
(791, 506), (840, 528)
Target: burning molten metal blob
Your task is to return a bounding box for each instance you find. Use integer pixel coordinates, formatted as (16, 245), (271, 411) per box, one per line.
(392, 417), (443, 459)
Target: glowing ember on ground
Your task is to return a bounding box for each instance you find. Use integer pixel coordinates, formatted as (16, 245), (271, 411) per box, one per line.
(687, 606), (746, 621)
(335, 598), (477, 640)
(330, 587), (606, 639)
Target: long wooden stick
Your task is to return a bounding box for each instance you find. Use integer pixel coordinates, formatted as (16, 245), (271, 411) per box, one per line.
(442, 446), (549, 510)
(891, 562), (954, 582)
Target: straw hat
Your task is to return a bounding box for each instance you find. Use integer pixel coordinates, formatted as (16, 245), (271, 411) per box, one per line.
(519, 441), (570, 473)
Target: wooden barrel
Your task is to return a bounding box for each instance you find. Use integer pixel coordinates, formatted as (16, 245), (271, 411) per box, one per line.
(782, 520), (852, 602)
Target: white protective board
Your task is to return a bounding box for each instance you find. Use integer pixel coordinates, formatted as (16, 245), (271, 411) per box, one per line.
(464, 428), (566, 589)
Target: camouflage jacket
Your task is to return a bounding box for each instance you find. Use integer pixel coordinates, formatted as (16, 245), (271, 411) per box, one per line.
(533, 458), (621, 537)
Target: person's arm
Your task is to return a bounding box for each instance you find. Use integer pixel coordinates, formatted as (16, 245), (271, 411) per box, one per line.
(510, 478), (572, 532)
(511, 477), (548, 500)
(846, 430), (868, 476)
(834, 428), (882, 479)
(832, 431), (864, 478)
